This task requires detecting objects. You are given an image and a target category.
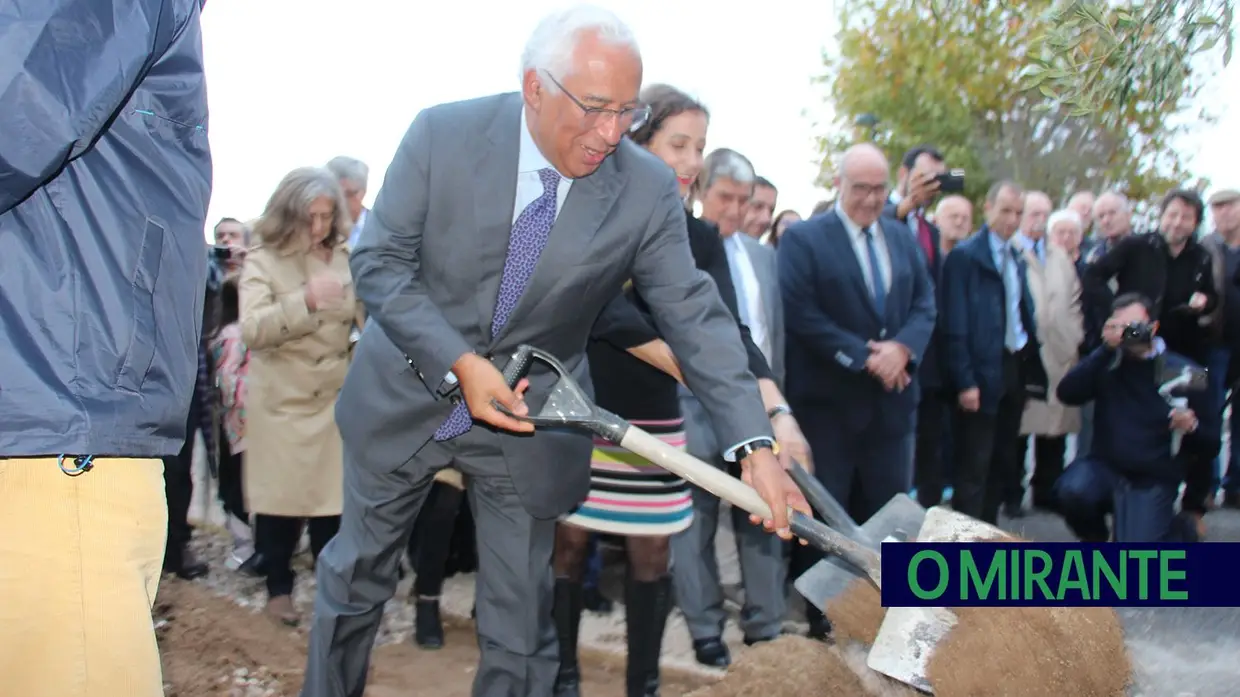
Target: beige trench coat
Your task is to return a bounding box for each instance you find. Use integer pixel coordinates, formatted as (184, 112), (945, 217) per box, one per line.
(239, 242), (363, 517)
(1021, 244), (1085, 436)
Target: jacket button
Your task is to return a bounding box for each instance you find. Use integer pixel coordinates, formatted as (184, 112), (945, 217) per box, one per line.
(280, 325), (289, 334)
(313, 389), (322, 398)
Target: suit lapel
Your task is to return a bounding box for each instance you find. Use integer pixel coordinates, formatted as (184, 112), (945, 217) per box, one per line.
(473, 96), (523, 344)
(490, 155), (626, 348)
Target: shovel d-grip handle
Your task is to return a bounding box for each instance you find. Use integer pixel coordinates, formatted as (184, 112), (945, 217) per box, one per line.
(492, 344), (883, 587)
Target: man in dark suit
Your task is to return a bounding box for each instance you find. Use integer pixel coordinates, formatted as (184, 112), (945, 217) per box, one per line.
(780, 143), (936, 638)
(885, 145), (949, 507)
(941, 181), (1048, 525)
(300, 8), (808, 697)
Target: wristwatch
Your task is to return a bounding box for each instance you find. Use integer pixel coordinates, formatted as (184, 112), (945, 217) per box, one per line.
(767, 404), (793, 420)
(733, 438), (778, 461)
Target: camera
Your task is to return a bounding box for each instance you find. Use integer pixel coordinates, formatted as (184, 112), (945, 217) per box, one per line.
(1120, 322), (1155, 347)
(933, 169), (966, 194)
(210, 244), (233, 262)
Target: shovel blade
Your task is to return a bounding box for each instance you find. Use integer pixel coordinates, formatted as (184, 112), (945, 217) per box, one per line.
(866, 506), (1010, 693)
(793, 493), (926, 612)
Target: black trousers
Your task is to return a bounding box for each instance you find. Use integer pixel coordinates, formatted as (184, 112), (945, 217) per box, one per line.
(217, 435), (247, 522)
(955, 352), (1026, 525)
(162, 402), (199, 555)
(1012, 435), (1067, 509)
(913, 392), (948, 507)
(255, 514), (340, 597)
(406, 481), (466, 597)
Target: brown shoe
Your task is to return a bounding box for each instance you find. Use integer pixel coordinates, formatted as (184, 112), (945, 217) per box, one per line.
(264, 595), (299, 627)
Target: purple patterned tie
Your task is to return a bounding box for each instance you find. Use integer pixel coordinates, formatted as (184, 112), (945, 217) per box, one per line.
(434, 167), (562, 441)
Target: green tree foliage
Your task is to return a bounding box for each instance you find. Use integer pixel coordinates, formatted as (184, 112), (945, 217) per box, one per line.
(1024, 1), (1233, 122)
(815, 0), (1206, 211)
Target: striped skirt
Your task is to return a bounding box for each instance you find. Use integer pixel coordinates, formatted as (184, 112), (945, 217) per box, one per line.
(561, 418), (694, 537)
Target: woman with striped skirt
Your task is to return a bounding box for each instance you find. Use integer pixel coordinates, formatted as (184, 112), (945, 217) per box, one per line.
(550, 84), (800, 697)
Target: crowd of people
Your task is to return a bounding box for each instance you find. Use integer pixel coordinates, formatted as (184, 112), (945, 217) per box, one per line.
(3, 2), (1239, 697)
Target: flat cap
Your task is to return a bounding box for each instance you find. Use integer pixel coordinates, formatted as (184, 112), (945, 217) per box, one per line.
(1208, 188), (1239, 205)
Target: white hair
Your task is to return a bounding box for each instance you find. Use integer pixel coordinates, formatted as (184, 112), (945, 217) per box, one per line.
(519, 5), (639, 87)
(700, 148), (756, 193)
(1094, 190), (1130, 214)
(325, 156), (369, 190)
(1048, 209), (1084, 233)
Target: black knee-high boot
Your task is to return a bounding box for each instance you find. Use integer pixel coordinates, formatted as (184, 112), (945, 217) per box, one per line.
(625, 575), (672, 697)
(554, 578), (584, 697)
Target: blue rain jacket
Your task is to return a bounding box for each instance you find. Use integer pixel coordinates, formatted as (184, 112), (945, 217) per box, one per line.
(0, 0), (213, 458)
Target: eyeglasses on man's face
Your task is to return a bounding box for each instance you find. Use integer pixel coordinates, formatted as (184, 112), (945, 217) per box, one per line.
(543, 72), (650, 133)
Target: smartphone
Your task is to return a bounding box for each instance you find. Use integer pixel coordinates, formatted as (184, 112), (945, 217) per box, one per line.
(934, 169), (966, 194)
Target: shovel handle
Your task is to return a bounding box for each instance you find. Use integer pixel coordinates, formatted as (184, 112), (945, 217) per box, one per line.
(618, 426), (882, 587)
(786, 462), (876, 548)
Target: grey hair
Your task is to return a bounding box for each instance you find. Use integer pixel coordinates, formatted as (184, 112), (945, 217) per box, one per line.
(325, 156), (369, 190)
(1048, 209), (1084, 233)
(698, 148), (756, 194)
(253, 167), (352, 251)
(519, 5), (639, 87)
(1094, 190), (1130, 213)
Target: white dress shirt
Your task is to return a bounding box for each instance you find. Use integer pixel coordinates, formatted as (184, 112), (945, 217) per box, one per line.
(836, 202), (892, 296)
(722, 232), (773, 364)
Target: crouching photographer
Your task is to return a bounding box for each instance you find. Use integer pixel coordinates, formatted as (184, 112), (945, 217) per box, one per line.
(1054, 293), (1219, 542)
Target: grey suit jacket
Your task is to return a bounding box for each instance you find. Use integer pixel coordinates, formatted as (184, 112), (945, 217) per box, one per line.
(338, 92), (771, 518)
(682, 233), (785, 461)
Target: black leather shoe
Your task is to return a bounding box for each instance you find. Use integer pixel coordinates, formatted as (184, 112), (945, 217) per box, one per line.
(807, 615), (833, 642)
(692, 637), (730, 668)
(164, 545), (208, 580)
(414, 599), (445, 650)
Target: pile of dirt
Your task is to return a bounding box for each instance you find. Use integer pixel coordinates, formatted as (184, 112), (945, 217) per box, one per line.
(927, 605), (1131, 697)
(683, 636), (920, 697)
(693, 531), (1133, 697)
(155, 579), (711, 696)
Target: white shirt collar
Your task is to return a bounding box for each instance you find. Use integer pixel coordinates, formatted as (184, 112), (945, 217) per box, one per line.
(519, 108), (571, 179)
(835, 202), (873, 238)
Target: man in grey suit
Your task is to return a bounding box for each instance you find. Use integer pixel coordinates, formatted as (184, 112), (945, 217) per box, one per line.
(300, 7), (808, 697)
(673, 149), (794, 667)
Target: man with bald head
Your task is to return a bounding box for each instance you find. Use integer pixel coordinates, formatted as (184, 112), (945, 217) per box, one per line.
(941, 181), (1047, 524)
(780, 143), (936, 638)
(935, 195), (974, 253)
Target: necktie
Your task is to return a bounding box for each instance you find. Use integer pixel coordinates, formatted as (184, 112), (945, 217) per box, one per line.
(916, 213), (935, 265)
(434, 167), (561, 441)
(1002, 246), (1022, 351)
(863, 226), (886, 317)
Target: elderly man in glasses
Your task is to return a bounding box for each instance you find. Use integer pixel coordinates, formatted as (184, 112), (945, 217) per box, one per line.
(300, 6), (809, 697)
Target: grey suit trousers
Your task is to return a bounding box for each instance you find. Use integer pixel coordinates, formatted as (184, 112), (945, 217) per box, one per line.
(301, 434), (558, 697)
(670, 455), (787, 641)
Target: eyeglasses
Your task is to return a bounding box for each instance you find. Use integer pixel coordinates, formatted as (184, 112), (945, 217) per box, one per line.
(543, 72), (651, 133)
(843, 177), (890, 199)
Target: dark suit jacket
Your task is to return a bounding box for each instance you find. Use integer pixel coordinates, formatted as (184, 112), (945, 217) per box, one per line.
(883, 200), (945, 390)
(941, 227), (1049, 414)
(591, 214), (775, 383)
(778, 210), (937, 436)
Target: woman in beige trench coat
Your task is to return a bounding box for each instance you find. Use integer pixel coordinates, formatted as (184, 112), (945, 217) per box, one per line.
(1019, 209), (1086, 509)
(240, 167), (364, 625)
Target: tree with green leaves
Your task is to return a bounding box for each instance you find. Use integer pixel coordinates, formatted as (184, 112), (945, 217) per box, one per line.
(814, 0), (1219, 210)
(1024, 0), (1233, 121)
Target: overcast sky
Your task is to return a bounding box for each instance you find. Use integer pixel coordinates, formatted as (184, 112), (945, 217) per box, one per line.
(199, 0), (1237, 234)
